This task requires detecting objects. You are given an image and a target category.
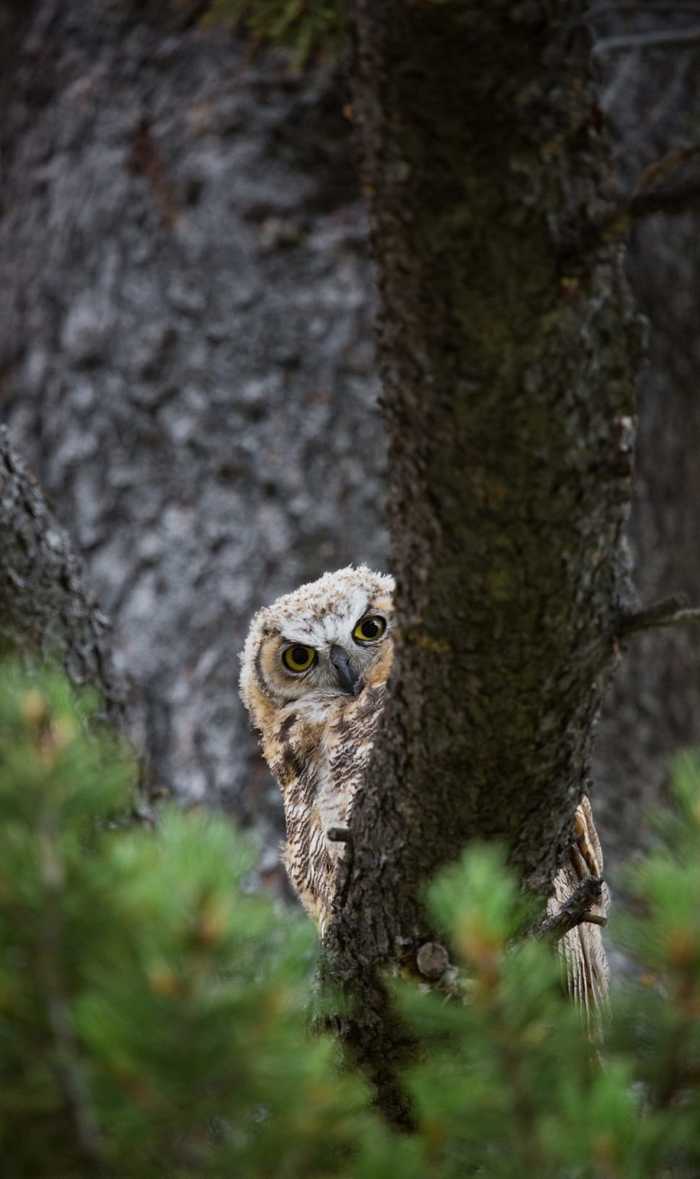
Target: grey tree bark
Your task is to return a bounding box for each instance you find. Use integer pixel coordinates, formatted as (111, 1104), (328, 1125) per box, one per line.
(0, 0), (386, 878)
(320, 0), (638, 1122)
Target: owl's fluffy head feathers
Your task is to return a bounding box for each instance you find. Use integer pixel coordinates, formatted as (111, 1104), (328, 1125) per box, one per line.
(239, 565), (394, 726)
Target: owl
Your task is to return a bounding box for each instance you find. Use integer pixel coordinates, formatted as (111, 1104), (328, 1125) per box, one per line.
(239, 565), (395, 934)
(239, 565), (607, 1009)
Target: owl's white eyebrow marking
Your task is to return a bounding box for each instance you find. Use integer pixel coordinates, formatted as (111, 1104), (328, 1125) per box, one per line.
(279, 593), (373, 649)
(278, 624), (319, 645)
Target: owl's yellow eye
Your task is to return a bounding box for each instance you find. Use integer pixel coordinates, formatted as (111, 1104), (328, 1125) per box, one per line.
(352, 615), (387, 644)
(282, 644), (318, 674)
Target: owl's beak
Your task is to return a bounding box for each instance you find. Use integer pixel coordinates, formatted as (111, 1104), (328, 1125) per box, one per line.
(329, 644), (362, 696)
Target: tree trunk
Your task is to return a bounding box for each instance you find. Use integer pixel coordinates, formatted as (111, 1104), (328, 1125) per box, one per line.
(0, 428), (127, 728)
(323, 0), (637, 1122)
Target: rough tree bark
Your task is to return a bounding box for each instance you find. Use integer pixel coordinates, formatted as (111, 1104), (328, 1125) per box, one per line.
(0, 427), (127, 728)
(322, 1), (638, 1122)
(0, 0), (386, 870)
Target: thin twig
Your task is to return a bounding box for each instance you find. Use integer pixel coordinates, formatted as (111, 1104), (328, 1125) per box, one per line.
(618, 594), (700, 637)
(593, 146), (700, 242)
(532, 877), (606, 944)
(626, 178), (700, 221)
(588, 3), (700, 17)
(593, 25), (700, 54)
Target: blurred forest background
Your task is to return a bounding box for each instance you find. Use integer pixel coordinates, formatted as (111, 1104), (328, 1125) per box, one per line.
(1, 0), (700, 898)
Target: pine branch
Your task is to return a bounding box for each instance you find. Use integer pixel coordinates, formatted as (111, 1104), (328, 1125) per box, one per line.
(37, 793), (107, 1172)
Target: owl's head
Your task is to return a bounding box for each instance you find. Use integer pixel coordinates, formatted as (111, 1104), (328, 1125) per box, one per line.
(239, 565), (395, 727)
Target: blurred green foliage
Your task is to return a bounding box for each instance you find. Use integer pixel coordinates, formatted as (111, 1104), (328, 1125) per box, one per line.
(0, 664), (376, 1177)
(2, 659), (700, 1176)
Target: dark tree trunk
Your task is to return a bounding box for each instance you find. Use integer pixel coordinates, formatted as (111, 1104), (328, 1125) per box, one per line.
(0, 428), (127, 728)
(322, 0), (638, 1121)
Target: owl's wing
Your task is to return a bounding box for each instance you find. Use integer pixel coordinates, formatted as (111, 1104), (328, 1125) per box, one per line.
(550, 796), (609, 1022)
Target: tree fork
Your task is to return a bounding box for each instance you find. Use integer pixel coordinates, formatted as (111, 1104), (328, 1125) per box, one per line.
(323, 1), (639, 1121)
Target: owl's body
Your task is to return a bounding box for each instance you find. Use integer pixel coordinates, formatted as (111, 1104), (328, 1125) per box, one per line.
(240, 565), (607, 1008)
(239, 566), (394, 931)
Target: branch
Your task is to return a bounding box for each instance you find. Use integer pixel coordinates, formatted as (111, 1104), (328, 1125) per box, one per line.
(588, 3), (700, 17)
(0, 427), (128, 728)
(618, 594), (700, 637)
(593, 26), (700, 54)
(574, 147), (700, 252)
(532, 877), (607, 944)
(625, 177), (700, 221)
(327, 826), (352, 843)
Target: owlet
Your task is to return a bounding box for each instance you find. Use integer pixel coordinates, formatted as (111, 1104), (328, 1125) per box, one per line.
(239, 565), (607, 1010)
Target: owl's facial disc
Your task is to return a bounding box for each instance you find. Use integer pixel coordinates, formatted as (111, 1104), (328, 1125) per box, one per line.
(269, 606), (390, 702)
(277, 639), (364, 697)
(239, 566), (396, 721)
